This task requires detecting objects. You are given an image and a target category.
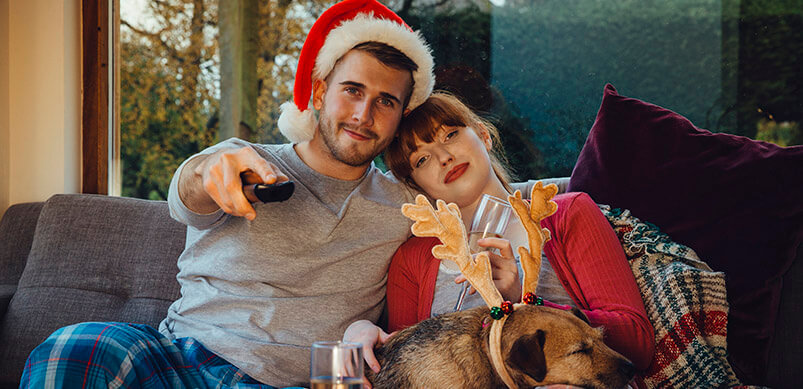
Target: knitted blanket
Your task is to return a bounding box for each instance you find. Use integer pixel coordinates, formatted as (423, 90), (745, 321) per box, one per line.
(600, 205), (741, 388)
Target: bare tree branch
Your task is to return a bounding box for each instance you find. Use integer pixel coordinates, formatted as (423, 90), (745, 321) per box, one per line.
(150, 0), (185, 14)
(120, 19), (169, 38)
(121, 19), (184, 64)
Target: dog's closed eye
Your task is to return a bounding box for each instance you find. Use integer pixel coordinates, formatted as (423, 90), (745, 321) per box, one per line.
(567, 342), (593, 357)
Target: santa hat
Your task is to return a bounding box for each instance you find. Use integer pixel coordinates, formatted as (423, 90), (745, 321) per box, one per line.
(278, 0), (435, 143)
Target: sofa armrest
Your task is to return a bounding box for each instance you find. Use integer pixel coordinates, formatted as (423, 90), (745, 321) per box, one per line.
(0, 202), (43, 321)
(510, 177), (571, 195)
(0, 286), (14, 320)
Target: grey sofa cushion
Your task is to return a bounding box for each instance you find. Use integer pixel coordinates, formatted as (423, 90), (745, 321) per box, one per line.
(0, 194), (186, 386)
(0, 202), (44, 318)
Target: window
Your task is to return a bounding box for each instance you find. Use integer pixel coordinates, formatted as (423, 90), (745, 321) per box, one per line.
(111, 0), (801, 199)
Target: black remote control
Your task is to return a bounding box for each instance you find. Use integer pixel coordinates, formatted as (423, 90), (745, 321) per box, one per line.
(244, 181), (295, 203)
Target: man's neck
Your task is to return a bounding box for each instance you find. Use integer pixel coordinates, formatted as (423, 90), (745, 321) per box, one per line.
(293, 141), (370, 181)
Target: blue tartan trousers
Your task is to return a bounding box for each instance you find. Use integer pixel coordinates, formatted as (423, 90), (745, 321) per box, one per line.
(19, 322), (300, 389)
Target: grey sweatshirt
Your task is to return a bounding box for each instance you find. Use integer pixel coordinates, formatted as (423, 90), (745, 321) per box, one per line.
(160, 138), (414, 386)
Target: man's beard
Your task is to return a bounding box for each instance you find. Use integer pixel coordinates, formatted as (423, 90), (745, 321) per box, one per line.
(318, 107), (390, 167)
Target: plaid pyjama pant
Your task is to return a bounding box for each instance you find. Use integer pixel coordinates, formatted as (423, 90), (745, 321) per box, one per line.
(19, 322), (297, 389)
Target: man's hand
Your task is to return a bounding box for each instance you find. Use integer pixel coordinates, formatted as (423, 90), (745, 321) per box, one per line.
(455, 237), (522, 303)
(179, 146), (288, 220)
(343, 320), (395, 389)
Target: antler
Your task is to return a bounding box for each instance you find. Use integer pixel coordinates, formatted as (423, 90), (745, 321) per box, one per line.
(401, 195), (503, 308)
(507, 182), (559, 300)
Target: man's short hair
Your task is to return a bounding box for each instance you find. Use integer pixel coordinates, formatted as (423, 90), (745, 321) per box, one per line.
(353, 41), (419, 74)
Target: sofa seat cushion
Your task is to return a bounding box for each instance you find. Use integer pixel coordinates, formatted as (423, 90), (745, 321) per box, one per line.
(0, 194), (186, 386)
(567, 84), (803, 385)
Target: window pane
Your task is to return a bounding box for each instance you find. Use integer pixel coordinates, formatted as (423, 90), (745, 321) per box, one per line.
(119, 0), (337, 200)
(403, 0), (801, 180)
(118, 0), (801, 199)
(120, 0), (220, 200)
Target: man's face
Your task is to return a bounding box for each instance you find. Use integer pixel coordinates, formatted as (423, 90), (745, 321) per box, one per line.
(312, 49), (413, 167)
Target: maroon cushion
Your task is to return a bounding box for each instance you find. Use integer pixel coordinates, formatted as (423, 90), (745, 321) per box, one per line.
(568, 84), (803, 385)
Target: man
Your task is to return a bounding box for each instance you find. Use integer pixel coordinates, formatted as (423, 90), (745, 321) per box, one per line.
(20, 1), (434, 387)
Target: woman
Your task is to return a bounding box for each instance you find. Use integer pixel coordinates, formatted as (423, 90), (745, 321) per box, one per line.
(345, 92), (654, 380)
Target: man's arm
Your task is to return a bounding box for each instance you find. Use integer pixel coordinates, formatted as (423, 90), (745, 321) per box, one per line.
(176, 145), (289, 221)
(177, 153), (219, 215)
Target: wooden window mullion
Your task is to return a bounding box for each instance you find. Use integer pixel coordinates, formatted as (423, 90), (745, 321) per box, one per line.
(81, 0), (109, 194)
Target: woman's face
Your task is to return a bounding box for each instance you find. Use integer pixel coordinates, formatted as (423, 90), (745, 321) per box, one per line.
(408, 124), (495, 207)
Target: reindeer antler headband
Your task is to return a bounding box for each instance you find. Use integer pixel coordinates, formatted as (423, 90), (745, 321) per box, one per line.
(401, 182), (559, 389)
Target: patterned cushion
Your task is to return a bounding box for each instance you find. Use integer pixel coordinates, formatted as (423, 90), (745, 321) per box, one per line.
(602, 205), (737, 388)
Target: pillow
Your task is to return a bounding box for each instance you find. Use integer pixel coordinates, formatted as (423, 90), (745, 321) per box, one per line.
(567, 84), (803, 385)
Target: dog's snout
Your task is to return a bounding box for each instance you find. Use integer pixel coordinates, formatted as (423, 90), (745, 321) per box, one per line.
(617, 359), (635, 380)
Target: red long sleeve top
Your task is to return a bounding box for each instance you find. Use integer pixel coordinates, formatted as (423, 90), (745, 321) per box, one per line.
(386, 192), (655, 371)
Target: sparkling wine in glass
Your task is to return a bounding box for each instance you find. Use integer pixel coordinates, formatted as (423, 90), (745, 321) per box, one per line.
(310, 341), (364, 389)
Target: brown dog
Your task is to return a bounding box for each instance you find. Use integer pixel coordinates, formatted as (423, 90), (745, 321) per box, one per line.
(367, 304), (635, 389)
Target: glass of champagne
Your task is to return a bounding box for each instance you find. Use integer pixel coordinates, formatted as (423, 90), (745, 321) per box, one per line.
(310, 341), (364, 389)
(454, 194), (512, 311)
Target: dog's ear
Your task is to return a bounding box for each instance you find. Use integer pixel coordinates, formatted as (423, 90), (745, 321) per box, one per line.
(506, 329), (547, 383)
(570, 307), (590, 326)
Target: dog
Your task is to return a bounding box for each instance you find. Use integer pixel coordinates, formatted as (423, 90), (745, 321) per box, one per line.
(376, 188), (636, 388)
(366, 304), (635, 389)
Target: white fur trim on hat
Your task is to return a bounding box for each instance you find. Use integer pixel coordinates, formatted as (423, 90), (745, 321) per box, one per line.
(278, 102), (316, 143)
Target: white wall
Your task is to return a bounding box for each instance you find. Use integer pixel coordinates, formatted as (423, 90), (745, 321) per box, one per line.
(0, 0), (10, 215)
(1, 0), (81, 216)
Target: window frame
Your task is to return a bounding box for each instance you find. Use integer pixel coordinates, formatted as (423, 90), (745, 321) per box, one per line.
(81, 0), (120, 195)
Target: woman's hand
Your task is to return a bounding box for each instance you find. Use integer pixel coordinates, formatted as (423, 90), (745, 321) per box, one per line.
(343, 320), (394, 388)
(455, 237), (522, 303)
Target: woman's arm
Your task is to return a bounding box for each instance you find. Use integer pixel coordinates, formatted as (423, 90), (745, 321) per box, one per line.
(545, 192), (654, 371)
(386, 238), (433, 332)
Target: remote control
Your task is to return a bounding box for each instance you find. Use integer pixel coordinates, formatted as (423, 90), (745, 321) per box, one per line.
(243, 181), (295, 203)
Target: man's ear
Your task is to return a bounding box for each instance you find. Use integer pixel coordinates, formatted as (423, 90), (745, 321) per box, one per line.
(506, 329), (547, 383)
(312, 79), (327, 110)
(402, 108), (411, 116)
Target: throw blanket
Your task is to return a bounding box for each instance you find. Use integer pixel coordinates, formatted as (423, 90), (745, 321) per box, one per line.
(600, 205), (741, 388)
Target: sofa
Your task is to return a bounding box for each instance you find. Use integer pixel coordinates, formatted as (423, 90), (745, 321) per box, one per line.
(1, 85), (802, 388)
(0, 194), (186, 388)
(0, 189), (800, 388)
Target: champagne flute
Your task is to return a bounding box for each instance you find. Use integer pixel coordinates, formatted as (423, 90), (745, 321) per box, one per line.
(310, 341), (364, 389)
(454, 194), (512, 311)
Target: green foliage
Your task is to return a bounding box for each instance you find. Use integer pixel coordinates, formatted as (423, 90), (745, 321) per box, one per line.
(733, 3), (802, 140)
(254, 0), (335, 144)
(755, 119), (802, 147)
(403, 3), (492, 78)
(121, 0), (219, 200)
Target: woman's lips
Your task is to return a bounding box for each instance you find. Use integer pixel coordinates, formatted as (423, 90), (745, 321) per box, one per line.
(444, 163), (469, 184)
